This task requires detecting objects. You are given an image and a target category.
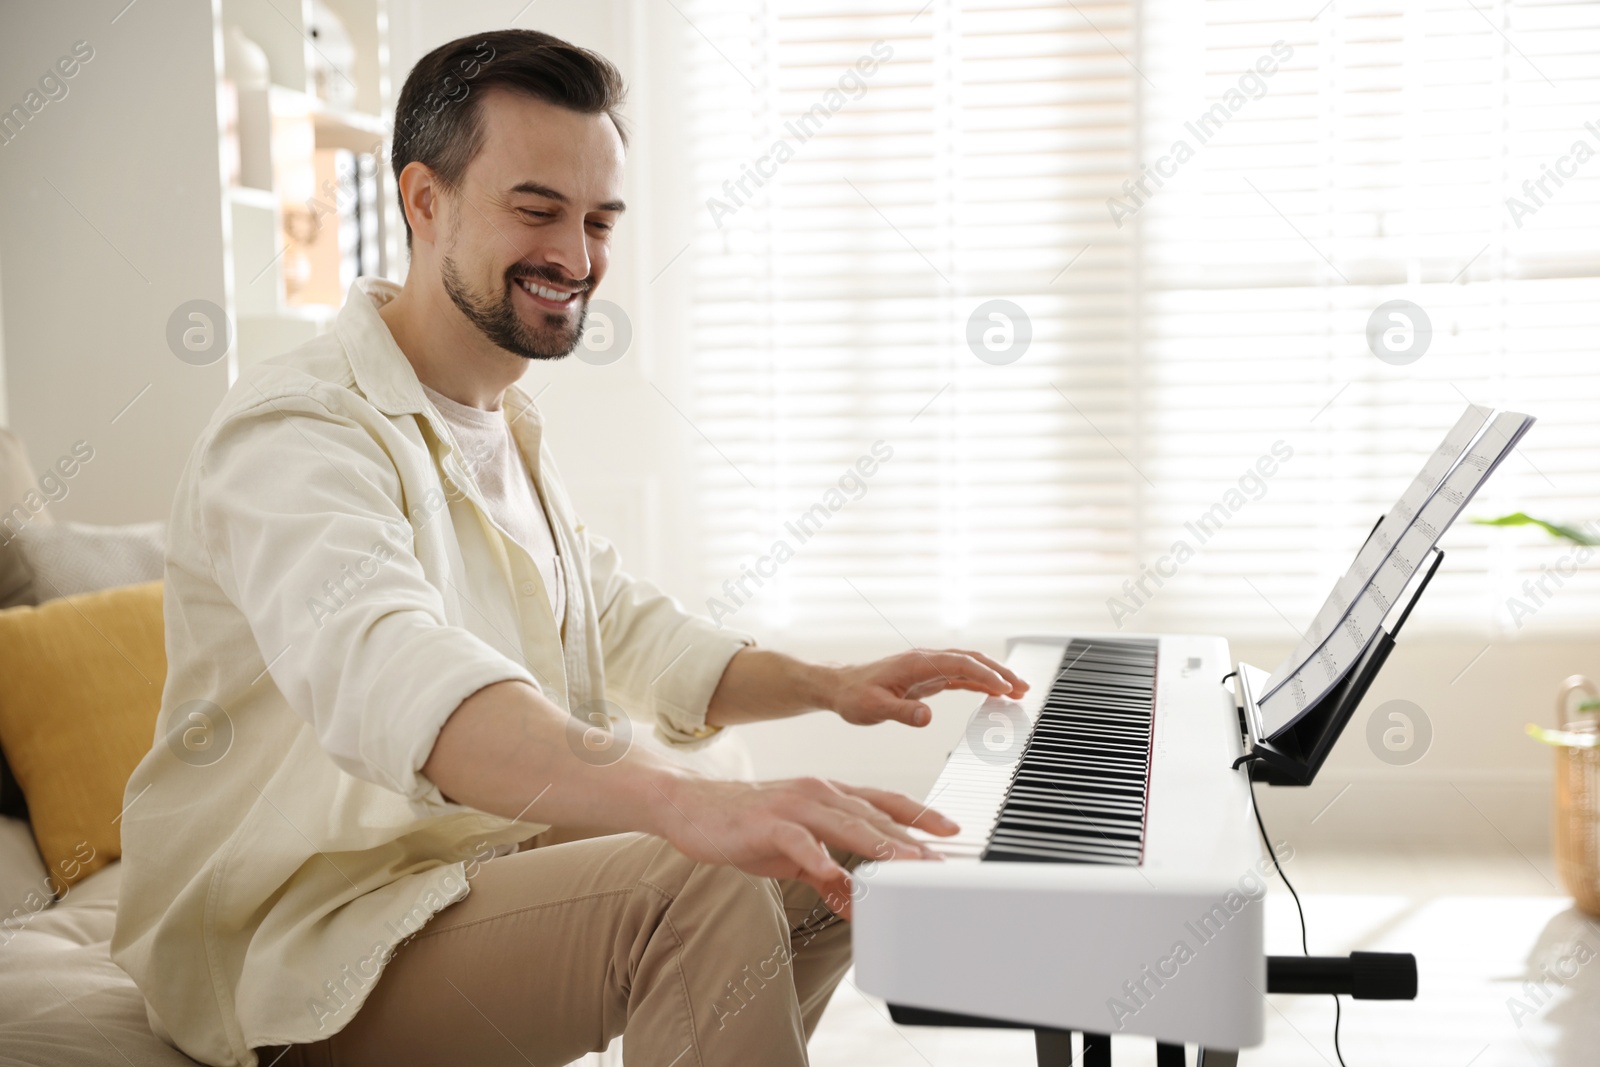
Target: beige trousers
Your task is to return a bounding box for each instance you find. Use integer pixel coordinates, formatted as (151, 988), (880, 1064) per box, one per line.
(257, 830), (858, 1067)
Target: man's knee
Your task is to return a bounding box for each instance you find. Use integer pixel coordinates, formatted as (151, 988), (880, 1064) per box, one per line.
(653, 855), (786, 946)
(673, 864), (795, 1000)
(684, 860), (786, 928)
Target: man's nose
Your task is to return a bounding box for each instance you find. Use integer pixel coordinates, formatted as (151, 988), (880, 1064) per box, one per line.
(532, 221), (591, 286)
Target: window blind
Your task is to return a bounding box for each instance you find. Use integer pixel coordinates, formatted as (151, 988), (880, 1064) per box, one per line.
(680, 0), (1600, 643)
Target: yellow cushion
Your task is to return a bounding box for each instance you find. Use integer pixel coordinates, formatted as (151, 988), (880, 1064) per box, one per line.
(0, 580), (164, 892)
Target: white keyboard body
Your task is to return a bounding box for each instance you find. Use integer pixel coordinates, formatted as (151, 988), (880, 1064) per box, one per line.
(850, 633), (1265, 1051)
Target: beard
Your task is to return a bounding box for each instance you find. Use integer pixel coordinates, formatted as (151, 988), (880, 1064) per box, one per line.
(440, 256), (588, 361)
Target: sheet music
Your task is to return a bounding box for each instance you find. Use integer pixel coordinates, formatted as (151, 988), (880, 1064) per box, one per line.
(1257, 407), (1535, 738)
(1261, 403), (1491, 700)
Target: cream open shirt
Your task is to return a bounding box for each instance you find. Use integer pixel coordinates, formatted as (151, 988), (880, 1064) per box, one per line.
(110, 277), (755, 1066)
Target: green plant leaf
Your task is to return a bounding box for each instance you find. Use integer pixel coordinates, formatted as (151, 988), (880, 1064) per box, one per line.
(1471, 512), (1600, 546)
(1528, 722), (1600, 748)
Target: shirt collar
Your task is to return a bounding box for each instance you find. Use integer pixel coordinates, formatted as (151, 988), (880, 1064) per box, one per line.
(337, 277), (430, 416)
(336, 277), (543, 429)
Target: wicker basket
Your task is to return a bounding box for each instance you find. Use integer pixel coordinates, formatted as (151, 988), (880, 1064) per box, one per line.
(1550, 675), (1600, 916)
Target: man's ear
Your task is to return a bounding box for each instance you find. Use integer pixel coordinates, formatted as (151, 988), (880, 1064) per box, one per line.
(397, 161), (448, 248)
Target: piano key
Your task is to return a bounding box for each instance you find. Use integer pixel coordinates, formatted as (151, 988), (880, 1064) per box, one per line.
(980, 638), (1157, 866)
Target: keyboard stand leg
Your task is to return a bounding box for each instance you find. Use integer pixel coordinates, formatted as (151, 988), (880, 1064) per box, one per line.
(1195, 1050), (1237, 1067)
(1033, 1029), (1074, 1066)
(1082, 1031), (1112, 1066)
(1156, 1043), (1186, 1066)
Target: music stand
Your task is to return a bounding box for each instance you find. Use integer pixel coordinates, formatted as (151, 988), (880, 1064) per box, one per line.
(1231, 540), (1445, 787)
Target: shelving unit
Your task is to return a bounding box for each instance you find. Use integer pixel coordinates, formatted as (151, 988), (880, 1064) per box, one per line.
(221, 0), (398, 373)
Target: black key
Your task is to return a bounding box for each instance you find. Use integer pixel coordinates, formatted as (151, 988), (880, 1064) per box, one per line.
(982, 638), (1157, 867)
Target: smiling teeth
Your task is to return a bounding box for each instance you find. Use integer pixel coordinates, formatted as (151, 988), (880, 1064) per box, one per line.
(518, 278), (576, 303)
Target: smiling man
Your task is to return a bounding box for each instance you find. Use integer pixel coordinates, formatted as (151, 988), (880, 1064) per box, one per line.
(111, 29), (1026, 1067)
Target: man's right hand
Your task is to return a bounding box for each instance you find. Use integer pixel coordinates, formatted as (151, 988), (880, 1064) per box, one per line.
(423, 680), (959, 918)
(648, 775), (959, 918)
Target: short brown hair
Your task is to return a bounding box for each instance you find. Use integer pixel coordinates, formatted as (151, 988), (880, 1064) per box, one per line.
(389, 29), (628, 246)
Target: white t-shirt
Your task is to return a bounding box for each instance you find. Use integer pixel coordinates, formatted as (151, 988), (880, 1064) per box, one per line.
(421, 382), (565, 629)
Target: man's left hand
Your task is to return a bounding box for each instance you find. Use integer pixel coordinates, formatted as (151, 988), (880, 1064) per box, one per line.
(825, 648), (1028, 728)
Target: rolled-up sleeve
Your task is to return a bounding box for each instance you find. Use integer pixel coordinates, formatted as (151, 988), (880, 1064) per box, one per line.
(196, 387), (539, 815)
(583, 525), (755, 749)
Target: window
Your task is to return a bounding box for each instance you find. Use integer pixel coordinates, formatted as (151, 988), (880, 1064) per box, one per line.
(680, 0), (1600, 643)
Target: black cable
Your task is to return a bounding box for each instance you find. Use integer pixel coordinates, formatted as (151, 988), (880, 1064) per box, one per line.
(1250, 780), (1347, 1067)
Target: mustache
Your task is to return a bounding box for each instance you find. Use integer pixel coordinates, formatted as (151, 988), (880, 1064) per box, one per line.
(507, 265), (590, 292)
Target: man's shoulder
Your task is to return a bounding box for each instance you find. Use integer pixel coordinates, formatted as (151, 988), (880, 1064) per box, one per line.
(211, 331), (370, 430)
(238, 330), (357, 405)
(178, 332), (396, 487)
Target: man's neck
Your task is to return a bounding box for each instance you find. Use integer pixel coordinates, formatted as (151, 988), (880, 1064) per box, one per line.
(377, 278), (529, 411)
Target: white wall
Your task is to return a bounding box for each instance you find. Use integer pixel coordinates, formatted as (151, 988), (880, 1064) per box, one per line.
(0, 247), (8, 424)
(0, 1), (232, 522)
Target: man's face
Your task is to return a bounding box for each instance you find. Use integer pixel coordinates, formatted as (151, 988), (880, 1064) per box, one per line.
(435, 89), (625, 361)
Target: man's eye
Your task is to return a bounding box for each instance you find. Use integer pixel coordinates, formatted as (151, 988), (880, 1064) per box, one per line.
(518, 209), (553, 221)
(587, 220), (613, 232)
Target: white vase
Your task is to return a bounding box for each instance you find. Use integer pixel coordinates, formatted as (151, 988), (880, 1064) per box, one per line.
(224, 27), (272, 190)
(307, 0), (358, 111)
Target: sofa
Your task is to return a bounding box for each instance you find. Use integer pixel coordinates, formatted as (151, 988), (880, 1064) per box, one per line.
(0, 426), (745, 1066)
(0, 426), (188, 1066)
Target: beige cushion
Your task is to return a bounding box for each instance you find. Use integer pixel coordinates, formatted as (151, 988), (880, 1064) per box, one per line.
(15, 521), (166, 603)
(0, 861), (203, 1064)
(0, 426), (53, 611)
(0, 814), (49, 921)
